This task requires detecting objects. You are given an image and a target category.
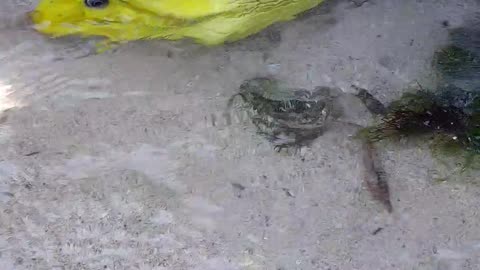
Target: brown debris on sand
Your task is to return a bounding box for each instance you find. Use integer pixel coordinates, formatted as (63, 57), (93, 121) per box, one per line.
(361, 141), (393, 213)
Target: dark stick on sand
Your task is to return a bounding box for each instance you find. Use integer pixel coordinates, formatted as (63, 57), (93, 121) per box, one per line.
(361, 142), (393, 213)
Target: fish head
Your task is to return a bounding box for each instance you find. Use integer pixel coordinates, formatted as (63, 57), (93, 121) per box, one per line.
(30, 0), (184, 41)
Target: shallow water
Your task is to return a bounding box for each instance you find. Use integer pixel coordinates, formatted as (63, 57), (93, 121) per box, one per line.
(1, 0), (480, 269)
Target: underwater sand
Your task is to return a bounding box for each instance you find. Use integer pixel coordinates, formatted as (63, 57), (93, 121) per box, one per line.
(0, 0), (480, 269)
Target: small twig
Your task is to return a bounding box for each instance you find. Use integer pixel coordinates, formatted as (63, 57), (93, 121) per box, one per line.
(24, 151), (40, 157)
(415, 80), (426, 91)
(372, 227), (384, 235)
(282, 188), (295, 198)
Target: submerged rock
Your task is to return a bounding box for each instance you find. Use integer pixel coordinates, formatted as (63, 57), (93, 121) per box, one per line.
(229, 77), (343, 150)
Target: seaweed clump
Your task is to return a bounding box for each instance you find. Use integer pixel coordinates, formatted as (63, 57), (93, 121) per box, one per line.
(362, 87), (480, 153)
(434, 46), (478, 79)
(361, 26), (480, 165)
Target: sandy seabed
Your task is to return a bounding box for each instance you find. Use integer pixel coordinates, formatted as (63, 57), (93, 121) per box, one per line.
(1, 0), (480, 269)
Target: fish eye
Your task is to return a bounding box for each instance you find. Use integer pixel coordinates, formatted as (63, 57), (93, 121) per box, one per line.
(84, 0), (109, 8)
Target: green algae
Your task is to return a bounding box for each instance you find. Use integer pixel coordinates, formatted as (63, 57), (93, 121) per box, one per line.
(359, 25), (480, 170)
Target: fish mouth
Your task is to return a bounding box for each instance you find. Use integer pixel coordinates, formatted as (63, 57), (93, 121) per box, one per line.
(27, 10), (40, 24)
(28, 10), (51, 31)
(28, 10), (83, 37)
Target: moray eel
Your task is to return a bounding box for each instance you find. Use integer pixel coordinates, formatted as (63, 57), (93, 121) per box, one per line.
(31, 0), (324, 46)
